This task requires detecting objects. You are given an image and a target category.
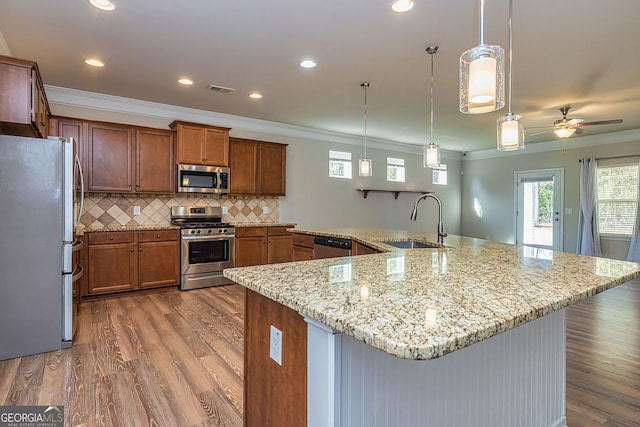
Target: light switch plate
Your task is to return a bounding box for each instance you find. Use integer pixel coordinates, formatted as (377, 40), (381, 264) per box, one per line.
(262, 206), (269, 214)
(270, 325), (282, 366)
(133, 206), (141, 215)
(221, 206), (228, 215)
(564, 208), (573, 215)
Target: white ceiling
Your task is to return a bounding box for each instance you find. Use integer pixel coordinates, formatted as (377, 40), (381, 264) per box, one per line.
(1, 0), (639, 152)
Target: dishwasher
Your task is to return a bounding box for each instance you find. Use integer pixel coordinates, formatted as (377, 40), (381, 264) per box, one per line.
(313, 236), (352, 259)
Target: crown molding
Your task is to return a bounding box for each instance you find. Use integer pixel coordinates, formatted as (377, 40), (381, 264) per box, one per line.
(463, 128), (640, 160)
(45, 85), (462, 161)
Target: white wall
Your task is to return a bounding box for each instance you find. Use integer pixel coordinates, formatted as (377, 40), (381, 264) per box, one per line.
(461, 136), (640, 259)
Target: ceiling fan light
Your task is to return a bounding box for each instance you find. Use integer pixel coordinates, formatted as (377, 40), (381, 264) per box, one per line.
(554, 126), (576, 139)
(497, 114), (524, 151)
(424, 142), (440, 168)
(460, 45), (505, 114)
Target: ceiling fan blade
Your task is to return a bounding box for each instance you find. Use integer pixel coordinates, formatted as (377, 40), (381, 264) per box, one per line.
(567, 118), (584, 125)
(526, 129), (552, 137)
(574, 128), (585, 135)
(577, 119), (623, 127)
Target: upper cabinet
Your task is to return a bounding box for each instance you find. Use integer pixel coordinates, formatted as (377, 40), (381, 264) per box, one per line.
(83, 121), (175, 193)
(170, 120), (230, 166)
(230, 137), (287, 196)
(0, 54), (50, 138)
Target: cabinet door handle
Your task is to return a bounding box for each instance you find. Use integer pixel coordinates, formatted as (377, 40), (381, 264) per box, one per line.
(130, 248), (134, 252)
(136, 184), (140, 187)
(157, 234), (161, 238)
(139, 247), (143, 251)
(110, 237), (114, 240)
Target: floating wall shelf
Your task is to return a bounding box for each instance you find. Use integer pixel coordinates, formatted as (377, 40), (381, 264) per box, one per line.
(357, 189), (432, 199)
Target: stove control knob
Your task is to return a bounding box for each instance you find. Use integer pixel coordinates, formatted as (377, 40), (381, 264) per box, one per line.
(197, 229), (201, 234)
(208, 229), (213, 233)
(190, 230), (196, 234)
(218, 229), (223, 233)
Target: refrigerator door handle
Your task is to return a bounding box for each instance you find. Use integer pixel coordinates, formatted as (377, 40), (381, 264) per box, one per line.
(74, 143), (85, 231)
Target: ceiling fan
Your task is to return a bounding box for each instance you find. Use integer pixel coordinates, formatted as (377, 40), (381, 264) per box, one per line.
(528, 106), (623, 140)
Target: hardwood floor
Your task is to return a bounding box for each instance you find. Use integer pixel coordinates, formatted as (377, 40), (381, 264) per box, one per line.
(0, 285), (244, 427)
(0, 279), (638, 426)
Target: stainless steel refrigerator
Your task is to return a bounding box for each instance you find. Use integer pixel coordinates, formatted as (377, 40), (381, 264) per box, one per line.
(0, 134), (84, 360)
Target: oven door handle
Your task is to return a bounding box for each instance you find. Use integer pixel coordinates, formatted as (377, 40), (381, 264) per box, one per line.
(181, 234), (235, 242)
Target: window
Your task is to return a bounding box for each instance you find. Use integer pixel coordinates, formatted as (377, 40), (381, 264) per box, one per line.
(386, 157), (405, 182)
(432, 164), (447, 185)
(329, 150), (352, 179)
(596, 163), (639, 236)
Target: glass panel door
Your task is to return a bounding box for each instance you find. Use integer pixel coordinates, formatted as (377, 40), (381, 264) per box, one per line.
(516, 169), (564, 251)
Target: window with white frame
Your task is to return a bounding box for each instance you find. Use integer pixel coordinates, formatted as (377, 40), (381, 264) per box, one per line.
(432, 164), (447, 185)
(386, 157), (405, 182)
(329, 150), (352, 179)
(596, 161), (639, 236)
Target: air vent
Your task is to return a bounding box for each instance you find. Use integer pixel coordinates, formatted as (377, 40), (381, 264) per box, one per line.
(208, 85), (235, 94)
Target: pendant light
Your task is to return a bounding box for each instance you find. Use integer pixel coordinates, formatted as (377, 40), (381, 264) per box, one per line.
(424, 45), (440, 169)
(459, 0), (505, 114)
(497, 0), (524, 151)
(359, 82), (372, 177)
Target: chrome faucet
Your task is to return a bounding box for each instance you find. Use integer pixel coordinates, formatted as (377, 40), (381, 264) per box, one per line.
(410, 192), (447, 244)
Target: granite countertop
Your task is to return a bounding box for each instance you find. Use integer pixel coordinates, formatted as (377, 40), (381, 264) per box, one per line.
(77, 224), (180, 234)
(232, 222), (297, 228)
(224, 227), (640, 360)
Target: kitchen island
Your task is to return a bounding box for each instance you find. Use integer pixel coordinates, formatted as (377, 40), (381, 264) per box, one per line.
(223, 228), (640, 427)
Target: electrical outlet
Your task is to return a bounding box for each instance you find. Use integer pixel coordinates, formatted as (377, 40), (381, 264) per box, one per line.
(221, 206), (228, 215)
(262, 206), (269, 214)
(270, 325), (282, 366)
(133, 206), (141, 215)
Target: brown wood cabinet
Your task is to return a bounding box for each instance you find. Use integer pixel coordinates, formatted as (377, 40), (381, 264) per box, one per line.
(86, 122), (175, 193)
(0, 54), (50, 138)
(292, 233), (315, 261)
(170, 120), (230, 166)
(352, 241), (381, 255)
(138, 230), (180, 289)
(49, 117), (87, 191)
(268, 227), (293, 264)
(229, 137), (287, 196)
(236, 226), (293, 267)
(87, 232), (138, 295)
(235, 227), (268, 267)
(85, 230), (179, 297)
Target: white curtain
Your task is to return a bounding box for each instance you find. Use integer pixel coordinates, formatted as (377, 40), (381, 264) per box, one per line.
(627, 158), (640, 263)
(576, 157), (602, 256)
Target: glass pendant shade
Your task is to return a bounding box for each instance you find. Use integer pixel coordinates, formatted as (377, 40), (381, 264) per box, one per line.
(553, 126), (576, 139)
(424, 142), (440, 168)
(359, 158), (372, 176)
(460, 45), (505, 114)
(497, 113), (524, 151)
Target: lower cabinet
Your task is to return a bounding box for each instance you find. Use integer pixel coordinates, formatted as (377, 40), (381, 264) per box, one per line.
(86, 230), (179, 297)
(236, 226), (293, 267)
(352, 241), (381, 255)
(292, 233), (315, 261)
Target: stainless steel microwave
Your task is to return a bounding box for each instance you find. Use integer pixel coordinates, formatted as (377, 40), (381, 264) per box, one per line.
(177, 164), (230, 194)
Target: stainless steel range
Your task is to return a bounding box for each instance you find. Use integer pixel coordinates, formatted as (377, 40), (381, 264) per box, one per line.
(171, 206), (235, 290)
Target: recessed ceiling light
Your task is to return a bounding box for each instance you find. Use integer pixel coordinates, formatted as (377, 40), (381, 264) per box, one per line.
(89, 0), (116, 11)
(178, 78), (193, 85)
(249, 92), (263, 99)
(391, 0), (414, 12)
(299, 59), (317, 69)
(84, 58), (104, 67)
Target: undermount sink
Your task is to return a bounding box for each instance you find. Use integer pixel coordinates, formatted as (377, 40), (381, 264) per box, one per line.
(382, 240), (440, 249)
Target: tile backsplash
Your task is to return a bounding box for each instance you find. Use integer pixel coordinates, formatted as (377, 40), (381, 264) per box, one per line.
(79, 193), (280, 231)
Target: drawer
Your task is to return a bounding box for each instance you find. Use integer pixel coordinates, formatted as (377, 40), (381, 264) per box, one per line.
(268, 226), (292, 236)
(292, 233), (315, 249)
(138, 229), (179, 243)
(236, 227), (267, 238)
(87, 231), (135, 245)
